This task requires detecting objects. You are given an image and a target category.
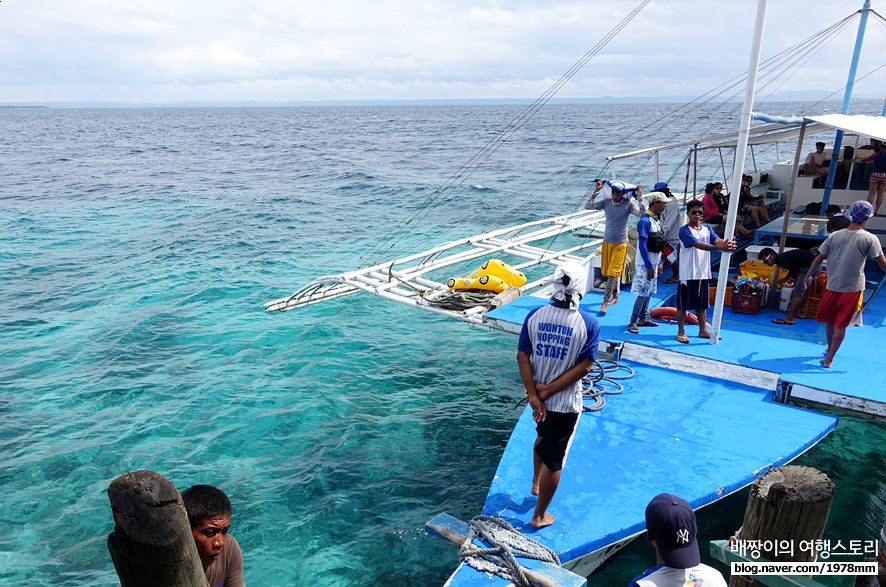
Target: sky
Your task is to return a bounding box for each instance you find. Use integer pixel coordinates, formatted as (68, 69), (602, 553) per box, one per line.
(1, 0), (884, 104)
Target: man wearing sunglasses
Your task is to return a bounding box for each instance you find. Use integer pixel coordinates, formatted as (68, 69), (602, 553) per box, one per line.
(675, 200), (736, 343)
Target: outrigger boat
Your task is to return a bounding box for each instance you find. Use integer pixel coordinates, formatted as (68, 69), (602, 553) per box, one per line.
(266, 2), (884, 585)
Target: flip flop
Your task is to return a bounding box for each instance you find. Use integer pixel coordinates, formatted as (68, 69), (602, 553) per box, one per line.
(676, 334), (690, 344)
(637, 320), (659, 327)
(628, 324), (639, 334)
(772, 318), (795, 325)
(663, 277), (679, 284)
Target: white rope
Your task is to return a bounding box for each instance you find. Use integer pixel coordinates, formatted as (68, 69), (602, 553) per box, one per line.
(459, 515), (560, 587)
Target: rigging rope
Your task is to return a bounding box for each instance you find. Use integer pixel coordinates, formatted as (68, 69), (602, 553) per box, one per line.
(458, 515), (560, 587)
(349, 0), (654, 271)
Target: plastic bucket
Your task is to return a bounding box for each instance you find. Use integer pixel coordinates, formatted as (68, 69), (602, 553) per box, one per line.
(779, 286), (792, 311)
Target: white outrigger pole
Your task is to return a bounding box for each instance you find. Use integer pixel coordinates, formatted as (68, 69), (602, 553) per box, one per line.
(710, 0), (769, 345)
(264, 209), (607, 323)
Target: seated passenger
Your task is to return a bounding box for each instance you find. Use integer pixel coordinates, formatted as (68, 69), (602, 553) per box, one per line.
(702, 182), (754, 238)
(736, 174), (771, 228)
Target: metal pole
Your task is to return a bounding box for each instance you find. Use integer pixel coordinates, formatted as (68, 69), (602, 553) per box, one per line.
(777, 122), (808, 255)
(822, 0), (871, 210)
(655, 150), (660, 183)
(711, 0), (768, 345)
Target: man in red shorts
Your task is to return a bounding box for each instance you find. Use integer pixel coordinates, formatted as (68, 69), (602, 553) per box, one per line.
(805, 200), (886, 368)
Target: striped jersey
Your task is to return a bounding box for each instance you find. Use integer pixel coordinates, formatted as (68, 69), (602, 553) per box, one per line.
(518, 303), (600, 413)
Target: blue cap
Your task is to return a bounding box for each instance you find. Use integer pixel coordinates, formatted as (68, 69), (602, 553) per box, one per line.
(645, 493), (700, 569)
(849, 200), (874, 224)
(654, 181), (668, 191)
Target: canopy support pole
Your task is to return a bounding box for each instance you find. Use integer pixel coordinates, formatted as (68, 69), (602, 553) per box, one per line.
(711, 0), (768, 345)
(822, 0), (871, 210)
(778, 122), (808, 255)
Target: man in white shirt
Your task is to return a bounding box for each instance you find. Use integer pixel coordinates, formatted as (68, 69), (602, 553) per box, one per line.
(517, 260), (600, 528)
(628, 493), (727, 587)
(675, 200), (735, 343)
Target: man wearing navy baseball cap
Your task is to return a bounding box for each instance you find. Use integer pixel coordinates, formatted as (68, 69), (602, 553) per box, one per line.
(628, 493), (726, 586)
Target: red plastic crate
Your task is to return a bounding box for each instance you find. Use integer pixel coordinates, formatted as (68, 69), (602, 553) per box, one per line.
(732, 293), (762, 315)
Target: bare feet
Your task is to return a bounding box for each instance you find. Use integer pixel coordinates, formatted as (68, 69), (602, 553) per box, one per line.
(599, 300), (609, 315)
(531, 512), (555, 528)
(820, 357), (832, 368)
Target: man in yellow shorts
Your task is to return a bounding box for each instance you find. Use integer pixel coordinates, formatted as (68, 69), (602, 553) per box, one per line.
(585, 179), (646, 314)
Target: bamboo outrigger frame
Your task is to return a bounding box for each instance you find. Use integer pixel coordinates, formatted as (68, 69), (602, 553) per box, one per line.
(264, 208), (608, 322)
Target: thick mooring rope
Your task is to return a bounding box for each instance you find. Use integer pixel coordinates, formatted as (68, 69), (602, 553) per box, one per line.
(459, 515), (561, 587)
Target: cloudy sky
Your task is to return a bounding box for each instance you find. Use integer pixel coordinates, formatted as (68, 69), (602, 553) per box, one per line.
(2, 0), (884, 103)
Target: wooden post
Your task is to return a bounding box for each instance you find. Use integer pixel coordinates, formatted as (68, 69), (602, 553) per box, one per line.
(107, 469), (206, 587)
(729, 465), (834, 587)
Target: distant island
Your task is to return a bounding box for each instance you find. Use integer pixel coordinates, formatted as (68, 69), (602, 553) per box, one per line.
(2, 91), (882, 109)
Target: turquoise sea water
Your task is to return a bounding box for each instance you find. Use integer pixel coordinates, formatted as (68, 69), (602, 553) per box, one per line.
(2, 103), (884, 586)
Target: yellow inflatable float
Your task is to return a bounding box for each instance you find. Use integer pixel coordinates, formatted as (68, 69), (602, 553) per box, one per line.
(466, 259), (527, 287)
(446, 274), (508, 294)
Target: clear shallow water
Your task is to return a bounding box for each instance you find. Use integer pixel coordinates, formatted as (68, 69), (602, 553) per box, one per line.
(1, 104), (884, 587)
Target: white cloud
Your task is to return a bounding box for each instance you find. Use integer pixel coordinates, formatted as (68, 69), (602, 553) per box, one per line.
(0, 0), (883, 102)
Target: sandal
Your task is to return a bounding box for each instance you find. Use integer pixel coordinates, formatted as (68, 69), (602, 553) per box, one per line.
(676, 334), (690, 344)
(663, 277), (679, 284)
(637, 319), (659, 327)
(772, 318), (794, 325)
(628, 323), (639, 334)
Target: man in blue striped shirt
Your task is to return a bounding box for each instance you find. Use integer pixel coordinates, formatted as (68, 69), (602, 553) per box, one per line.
(517, 260), (600, 528)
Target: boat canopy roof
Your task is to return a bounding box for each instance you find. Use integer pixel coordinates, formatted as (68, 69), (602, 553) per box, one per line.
(607, 113), (886, 161)
(805, 113), (886, 142)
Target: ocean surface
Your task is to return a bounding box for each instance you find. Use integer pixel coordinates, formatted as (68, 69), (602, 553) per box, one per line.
(2, 102), (884, 587)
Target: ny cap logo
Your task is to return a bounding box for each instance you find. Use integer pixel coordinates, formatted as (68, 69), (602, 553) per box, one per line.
(676, 528), (690, 544)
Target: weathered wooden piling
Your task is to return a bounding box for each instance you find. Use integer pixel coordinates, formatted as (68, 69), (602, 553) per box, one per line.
(107, 469), (206, 587)
(729, 465), (834, 587)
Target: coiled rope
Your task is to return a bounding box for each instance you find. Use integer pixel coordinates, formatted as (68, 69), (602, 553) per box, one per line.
(458, 515), (560, 587)
(581, 359), (634, 412)
(514, 358), (635, 412)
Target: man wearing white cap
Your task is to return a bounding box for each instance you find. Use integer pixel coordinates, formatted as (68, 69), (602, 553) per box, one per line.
(585, 178), (646, 314)
(517, 260), (600, 528)
(629, 191), (672, 333)
(804, 200), (886, 368)
(628, 493), (726, 586)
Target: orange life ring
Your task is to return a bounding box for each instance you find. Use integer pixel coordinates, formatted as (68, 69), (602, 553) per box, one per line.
(649, 306), (701, 325)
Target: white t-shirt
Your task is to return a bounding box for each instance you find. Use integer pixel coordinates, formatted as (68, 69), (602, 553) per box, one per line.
(629, 562), (727, 587)
(678, 224), (717, 282)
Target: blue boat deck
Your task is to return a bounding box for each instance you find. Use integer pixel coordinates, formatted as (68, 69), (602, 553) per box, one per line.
(436, 357), (837, 586)
(485, 260), (886, 418)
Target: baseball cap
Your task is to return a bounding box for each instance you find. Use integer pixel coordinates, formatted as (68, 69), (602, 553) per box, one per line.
(649, 192), (672, 204)
(645, 493), (700, 569)
(849, 200), (874, 224)
(654, 181), (668, 191)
